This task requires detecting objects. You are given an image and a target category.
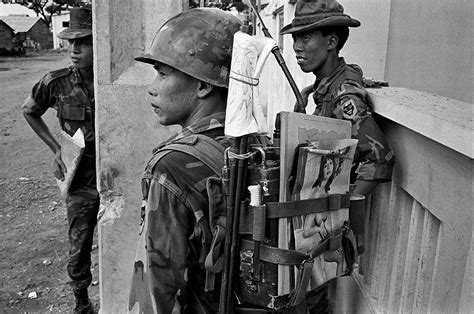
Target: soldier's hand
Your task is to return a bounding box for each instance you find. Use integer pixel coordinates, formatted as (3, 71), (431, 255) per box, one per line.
(294, 85), (313, 113)
(53, 150), (67, 181)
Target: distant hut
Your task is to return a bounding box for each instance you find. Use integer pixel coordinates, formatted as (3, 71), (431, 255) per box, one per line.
(0, 15), (53, 52)
(0, 19), (14, 51)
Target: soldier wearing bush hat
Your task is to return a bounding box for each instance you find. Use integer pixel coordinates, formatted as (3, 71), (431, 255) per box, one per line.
(281, 0), (394, 311)
(23, 6), (97, 314)
(280, 0), (360, 35)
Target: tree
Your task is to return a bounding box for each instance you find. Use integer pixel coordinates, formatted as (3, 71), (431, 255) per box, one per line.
(1, 0), (86, 29)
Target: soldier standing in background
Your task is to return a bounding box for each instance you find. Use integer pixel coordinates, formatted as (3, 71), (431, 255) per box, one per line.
(281, 0), (394, 312)
(22, 7), (97, 314)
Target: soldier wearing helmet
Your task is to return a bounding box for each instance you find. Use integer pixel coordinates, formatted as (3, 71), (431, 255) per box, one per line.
(128, 8), (241, 313)
(281, 0), (394, 312)
(22, 6), (96, 314)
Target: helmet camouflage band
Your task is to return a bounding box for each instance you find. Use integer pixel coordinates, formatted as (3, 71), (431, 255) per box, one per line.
(135, 8), (242, 88)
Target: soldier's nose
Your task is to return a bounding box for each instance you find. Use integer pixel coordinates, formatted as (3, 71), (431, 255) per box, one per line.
(148, 86), (158, 97)
(293, 40), (303, 52)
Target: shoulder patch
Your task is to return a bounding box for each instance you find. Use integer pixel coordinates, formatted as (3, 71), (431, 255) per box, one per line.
(341, 98), (357, 119)
(43, 67), (72, 85)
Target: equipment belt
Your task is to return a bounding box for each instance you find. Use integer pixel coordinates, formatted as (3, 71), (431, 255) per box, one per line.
(266, 193), (351, 218)
(239, 194), (359, 235)
(240, 226), (345, 266)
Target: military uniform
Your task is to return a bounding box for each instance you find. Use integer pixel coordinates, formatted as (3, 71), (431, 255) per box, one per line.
(22, 66), (99, 293)
(129, 112), (226, 313)
(279, 0), (395, 312)
(310, 57), (394, 183)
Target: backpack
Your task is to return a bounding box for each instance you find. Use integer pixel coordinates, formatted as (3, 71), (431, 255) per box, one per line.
(140, 133), (361, 312)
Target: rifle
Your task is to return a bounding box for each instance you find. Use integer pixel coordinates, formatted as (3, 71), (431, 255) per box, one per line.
(219, 3), (305, 313)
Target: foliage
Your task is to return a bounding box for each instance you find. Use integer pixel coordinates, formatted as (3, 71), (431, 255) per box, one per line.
(1, 0), (88, 28)
(190, 0), (248, 12)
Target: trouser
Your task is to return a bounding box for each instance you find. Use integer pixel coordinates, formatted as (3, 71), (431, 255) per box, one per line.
(65, 154), (99, 292)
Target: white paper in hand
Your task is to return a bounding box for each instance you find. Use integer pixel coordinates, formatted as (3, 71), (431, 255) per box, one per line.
(225, 31), (276, 137)
(56, 128), (85, 197)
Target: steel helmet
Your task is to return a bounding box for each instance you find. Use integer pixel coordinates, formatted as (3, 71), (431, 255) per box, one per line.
(135, 8), (242, 88)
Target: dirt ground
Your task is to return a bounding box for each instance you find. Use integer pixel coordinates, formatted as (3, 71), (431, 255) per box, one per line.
(0, 51), (100, 312)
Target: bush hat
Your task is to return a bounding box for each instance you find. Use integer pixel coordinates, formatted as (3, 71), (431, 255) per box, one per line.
(57, 7), (92, 40)
(280, 0), (360, 35)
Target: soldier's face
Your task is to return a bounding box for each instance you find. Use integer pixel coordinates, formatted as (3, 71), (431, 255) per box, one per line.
(148, 62), (198, 126)
(68, 36), (93, 70)
(292, 30), (329, 74)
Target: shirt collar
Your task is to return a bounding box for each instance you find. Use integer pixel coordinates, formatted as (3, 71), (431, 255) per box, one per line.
(154, 111), (226, 151)
(314, 57), (346, 96)
(71, 66), (83, 86)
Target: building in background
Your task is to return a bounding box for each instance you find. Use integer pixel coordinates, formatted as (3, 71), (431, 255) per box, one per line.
(0, 19), (14, 51)
(50, 10), (69, 49)
(0, 14), (53, 52)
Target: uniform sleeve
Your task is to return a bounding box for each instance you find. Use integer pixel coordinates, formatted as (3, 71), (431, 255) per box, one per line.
(333, 83), (395, 182)
(331, 82), (370, 121)
(22, 75), (55, 117)
(352, 115), (395, 181)
(130, 175), (195, 313)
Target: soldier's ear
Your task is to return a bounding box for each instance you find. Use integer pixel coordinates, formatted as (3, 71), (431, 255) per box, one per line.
(327, 34), (338, 51)
(197, 80), (214, 98)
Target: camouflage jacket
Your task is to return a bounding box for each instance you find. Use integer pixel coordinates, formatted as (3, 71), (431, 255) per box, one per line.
(22, 66), (95, 156)
(129, 112), (227, 314)
(311, 58), (394, 182)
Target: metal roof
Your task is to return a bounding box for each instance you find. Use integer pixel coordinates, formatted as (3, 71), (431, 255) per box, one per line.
(0, 15), (42, 33)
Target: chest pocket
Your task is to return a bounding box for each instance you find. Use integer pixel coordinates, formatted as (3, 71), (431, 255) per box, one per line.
(59, 98), (86, 121)
(57, 96), (90, 136)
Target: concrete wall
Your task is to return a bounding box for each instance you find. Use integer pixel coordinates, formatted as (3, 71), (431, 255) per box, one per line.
(383, 0), (473, 104)
(94, 1), (188, 312)
(338, 88), (473, 313)
(343, 0), (473, 104)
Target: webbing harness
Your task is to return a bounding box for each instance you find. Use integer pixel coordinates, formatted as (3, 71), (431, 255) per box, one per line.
(141, 133), (228, 293)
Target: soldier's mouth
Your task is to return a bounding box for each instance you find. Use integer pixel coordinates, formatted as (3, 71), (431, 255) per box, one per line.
(296, 56), (306, 64)
(151, 103), (161, 113)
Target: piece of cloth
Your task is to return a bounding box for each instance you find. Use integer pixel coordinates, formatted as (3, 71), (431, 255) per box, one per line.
(129, 112), (227, 314)
(225, 31), (275, 137)
(22, 66), (99, 292)
(311, 58), (394, 182)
